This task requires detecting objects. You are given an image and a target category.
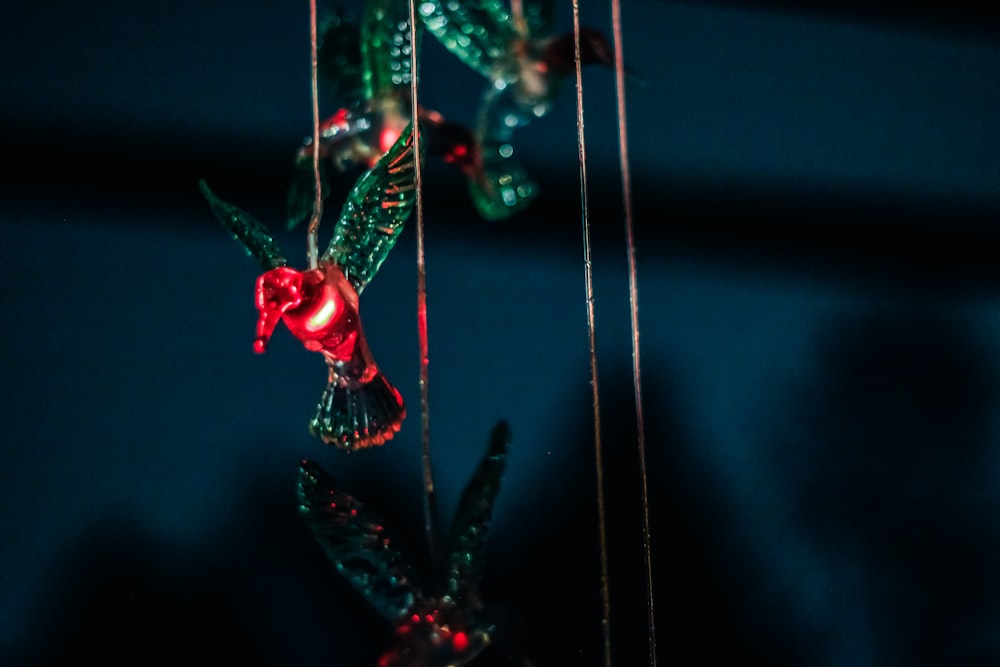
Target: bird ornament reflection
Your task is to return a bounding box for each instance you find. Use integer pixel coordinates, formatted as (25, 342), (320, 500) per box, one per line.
(201, 124), (418, 451)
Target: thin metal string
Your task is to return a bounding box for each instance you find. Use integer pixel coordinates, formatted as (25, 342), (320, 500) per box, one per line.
(571, 1), (612, 664)
(407, 0), (441, 569)
(610, 0), (656, 664)
(306, 0), (322, 269)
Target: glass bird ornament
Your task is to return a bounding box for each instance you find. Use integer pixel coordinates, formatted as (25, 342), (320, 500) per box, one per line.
(417, 0), (614, 217)
(288, 0), (516, 228)
(297, 421), (532, 666)
(200, 125), (418, 451)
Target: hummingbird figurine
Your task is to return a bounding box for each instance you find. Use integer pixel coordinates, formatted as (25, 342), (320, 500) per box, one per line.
(417, 0), (615, 215)
(297, 420), (533, 666)
(201, 124), (419, 451)
(287, 0), (526, 228)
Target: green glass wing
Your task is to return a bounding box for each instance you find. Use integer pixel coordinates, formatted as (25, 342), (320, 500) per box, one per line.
(521, 0), (555, 39)
(317, 7), (366, 105)
(361, 0), (420, 101)
(468, 141), (538, 221)
(417, 0), (516, 79)
(297, 460), (423, 623)
(286, 153), (333, 231)
(445, 421), (510, 604)
(198, 180), (286, 271)
(321, 123), (417, 295)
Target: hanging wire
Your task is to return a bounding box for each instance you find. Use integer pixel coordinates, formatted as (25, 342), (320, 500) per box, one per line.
(306, 0), (323, 269)
(406, 0), (442, 569)
(571, 1), (612, 664)
(610, 0), (656, 664)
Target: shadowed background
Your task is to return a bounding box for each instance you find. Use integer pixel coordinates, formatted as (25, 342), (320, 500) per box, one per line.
(3, 1), (1000, 664)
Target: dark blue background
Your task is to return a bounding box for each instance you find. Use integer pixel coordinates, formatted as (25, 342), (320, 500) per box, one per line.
(3, 1), (1000, 664)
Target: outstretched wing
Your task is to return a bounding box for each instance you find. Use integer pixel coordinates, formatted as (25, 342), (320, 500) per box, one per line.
(361, 0), (419, 101)
(199, 180), (286, 271)
(297, 460), (423, 622)
(446, 420), (510, 605)
(521, 0), (555, 39)
(317, 7), (366, 105)
(417, 0), (517, 79)
(321, 123), (417, 295)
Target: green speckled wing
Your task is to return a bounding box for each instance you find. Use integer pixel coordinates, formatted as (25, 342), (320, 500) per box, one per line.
(297, 460), (423, 623)
(521, 0), (555, 39)
(286, 155), (332, 231)
(445, 421), (510, 604)
(361, 0), (420, 101)
(198, 180), (286, 270)
(321, 123), (417, 295)
(417, 0), (516, 79)
(468, 141), (538, 221)
(317, 7), (365, 104)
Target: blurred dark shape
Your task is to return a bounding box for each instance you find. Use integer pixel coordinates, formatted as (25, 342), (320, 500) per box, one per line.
(6, 474), (388, 667)
(784, 306), (1000, 664)
(483, 361), (799, 666)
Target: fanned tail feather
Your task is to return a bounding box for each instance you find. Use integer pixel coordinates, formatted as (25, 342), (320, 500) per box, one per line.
(467, 144), (538, 221)
(310, 371), (406, 450)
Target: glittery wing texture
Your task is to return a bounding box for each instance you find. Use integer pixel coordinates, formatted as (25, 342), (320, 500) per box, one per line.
(286, 156), (332, 233)
(521, 0), (555, 39)
(198, 180), (286, 271)
(469, 141), (538, 221)
(297, 460), (422, 622)
(321, 123), (417, 295)
(417, 0), (516, 79)
(317, 7), (366, 104)
(285, 11), (364, 232)
(361, 0), (418, 101)
(445, 420), (510, 605)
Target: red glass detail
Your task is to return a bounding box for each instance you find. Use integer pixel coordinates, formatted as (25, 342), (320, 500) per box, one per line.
(254, 266), (304, 353)
(451, 631), (469, 653)
(379, 127), (402, 154)
(320, 108), (351, 134)
(253, 263), (360, 359)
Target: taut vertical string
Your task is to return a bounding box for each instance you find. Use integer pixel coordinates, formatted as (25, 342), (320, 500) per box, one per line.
(306, 0), (322, 269)
(571, 1), (612, 664)
(407, 0), (441, 570)
(610, 0), (656, 664)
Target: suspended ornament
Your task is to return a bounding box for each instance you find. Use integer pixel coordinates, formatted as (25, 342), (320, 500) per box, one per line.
(417, 0), (614, 216)
(287, 0), (524, 228)
(297, 420), (531, 666)
(200, 124), (419, 451)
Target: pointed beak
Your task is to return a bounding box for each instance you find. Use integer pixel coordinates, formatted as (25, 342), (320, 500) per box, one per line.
(253, 307), (282, 353)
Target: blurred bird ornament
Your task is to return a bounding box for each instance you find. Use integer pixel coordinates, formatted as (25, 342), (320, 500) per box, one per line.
(287, 0), (526, 228)
(297, 420), (532, 666)
(200, 124), (419, 451)
(417, 0), (614, 215)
